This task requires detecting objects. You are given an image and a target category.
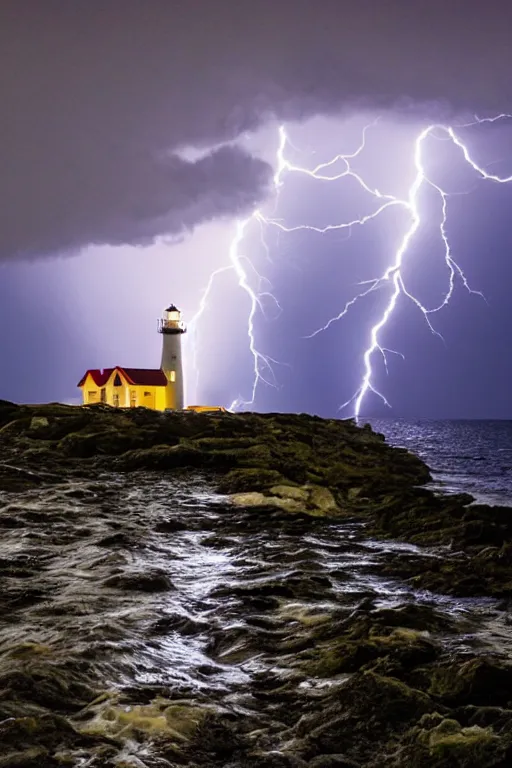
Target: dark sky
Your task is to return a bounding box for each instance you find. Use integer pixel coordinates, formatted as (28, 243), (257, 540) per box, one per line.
(2, 1), (512, 417)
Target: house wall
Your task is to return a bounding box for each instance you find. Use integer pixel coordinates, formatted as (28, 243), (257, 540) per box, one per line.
(81, 374), (102, 404)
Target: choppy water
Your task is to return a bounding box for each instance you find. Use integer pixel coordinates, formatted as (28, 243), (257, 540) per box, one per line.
(371, 419), (512, 506)
(2, 470), (511, 765)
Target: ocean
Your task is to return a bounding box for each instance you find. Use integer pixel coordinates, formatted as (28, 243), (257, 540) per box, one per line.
(371, 419), (512, 506)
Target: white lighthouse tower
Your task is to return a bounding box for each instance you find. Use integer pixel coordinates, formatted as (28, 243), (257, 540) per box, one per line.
(158, 304), (186, 409)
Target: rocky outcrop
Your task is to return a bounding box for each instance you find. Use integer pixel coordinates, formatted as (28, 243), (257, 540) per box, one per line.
(231, 483), (338, 515)
(1, 400), (512, 599)
(2, 401), (512, 767)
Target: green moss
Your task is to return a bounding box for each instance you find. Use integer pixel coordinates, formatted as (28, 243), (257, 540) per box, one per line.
(428, 723), (503, 764)
(306, 625), (438, 678)
(216, 468), (285, 493)
(428, 659), (512, 706)
(82, 696), (207, 742)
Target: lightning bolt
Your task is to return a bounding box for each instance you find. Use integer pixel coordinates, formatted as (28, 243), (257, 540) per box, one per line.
(187, 215), (283, 411)
(190, 114), (512, 417)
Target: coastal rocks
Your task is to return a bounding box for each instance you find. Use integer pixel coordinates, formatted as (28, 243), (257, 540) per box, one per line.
(231, 484), (339, 516)
(270, 484), (310, 502)
(2, 417), (512, 766)
(428, 658), (512, 707)
(29, 416), (49, 430)
(0, 463), (47, 492)
(397, 713), (508, 767)
(308, 485), (338, 513)
(81, 695), (208, 742)
(103, 568), (173, 592)
(230, 491), (305, 513)
(2, 401), (512, 600)
(0, 713), (113, 768)
(117, 441), (247, 471)
(216, 468), (285, 493)
(297, 671), (435, 763)
(307, 626), (439, 678)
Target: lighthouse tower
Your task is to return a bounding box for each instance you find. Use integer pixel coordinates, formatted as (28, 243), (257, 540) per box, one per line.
(157, 304), (186, 409)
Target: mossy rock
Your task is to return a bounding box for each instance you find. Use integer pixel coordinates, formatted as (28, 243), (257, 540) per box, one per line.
(307, 627), (438, 677)
(193, 436), (260, 451)
(230, 491), (306, 513)
(118, 443), (233, 470)
(398, 713), (509, 767)
(0, 661), (98, 714)
(103, 569), (173, 592)
(217, 468), (286, 493)
(231, 442), (275, 467)
(429, 658), (512, 707)
(428, 723), (503, 765)
(83, 696), (207, 742)
(0, 712), (104, 756)
(0, 464), (46, 492)
(300, 671), (435, 761)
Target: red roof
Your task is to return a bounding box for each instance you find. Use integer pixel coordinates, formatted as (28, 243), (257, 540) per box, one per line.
(121, 368), (168, 386)
(77, 368), (114, 387)
(78, 367), (168, 388)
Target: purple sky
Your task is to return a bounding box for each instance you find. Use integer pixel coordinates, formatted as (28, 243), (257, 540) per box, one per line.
(2, 1), (512, 417)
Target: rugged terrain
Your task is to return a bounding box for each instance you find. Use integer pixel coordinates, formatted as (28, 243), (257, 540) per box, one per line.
(1, 401), (512, 766)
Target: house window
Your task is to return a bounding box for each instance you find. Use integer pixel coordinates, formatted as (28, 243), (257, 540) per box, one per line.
(170, 371), (176, 382)
(87, 390), (97, 400)
(100, 389), (106, 403)
(130, 390), (137, 408)
(143, 391), (151, 397)
(113, 394), (120, 407)
(113, 373), (122, 387)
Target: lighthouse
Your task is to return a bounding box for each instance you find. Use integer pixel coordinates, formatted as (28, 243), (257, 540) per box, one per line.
(158, 304), (186, 409)
(78, 303), (188, 411)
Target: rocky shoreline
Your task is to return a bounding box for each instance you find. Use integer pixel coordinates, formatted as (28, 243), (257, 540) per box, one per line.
(1, 401), (512, 766)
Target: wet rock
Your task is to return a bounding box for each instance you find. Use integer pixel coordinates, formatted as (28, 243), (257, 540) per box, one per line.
(154, 518), (188, 533)
(364, 603), (459, 634)
(0, 399), (19, 428)
(103, 569), (173, 592)
(428, 658), (512, 707)
(398, 712), (509, 767)
(0, 464), (46, 492)
(0, 712), (108, 762)
(308, 756), (361, 767)
(270, 485), (309, 502)
(308, 486), (338, 513)
(305, 625), (439, 678)
(243, 756), (309, 768)
(85, 698), (207, 741)
(457, 705), (512, 730)
(95, 532), (139, 548)
(117, 443), (206, 470)
(0, 660), (98, 715)
(150, 613), (208, 636)
(231, 492), (305, 513)
(218, 468), (286, 493)
(29, 416), (49, 430)
(299, 671), (435, 762)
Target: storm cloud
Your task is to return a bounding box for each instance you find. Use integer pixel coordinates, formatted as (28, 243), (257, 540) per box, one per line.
(1, 0), (511, 260)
